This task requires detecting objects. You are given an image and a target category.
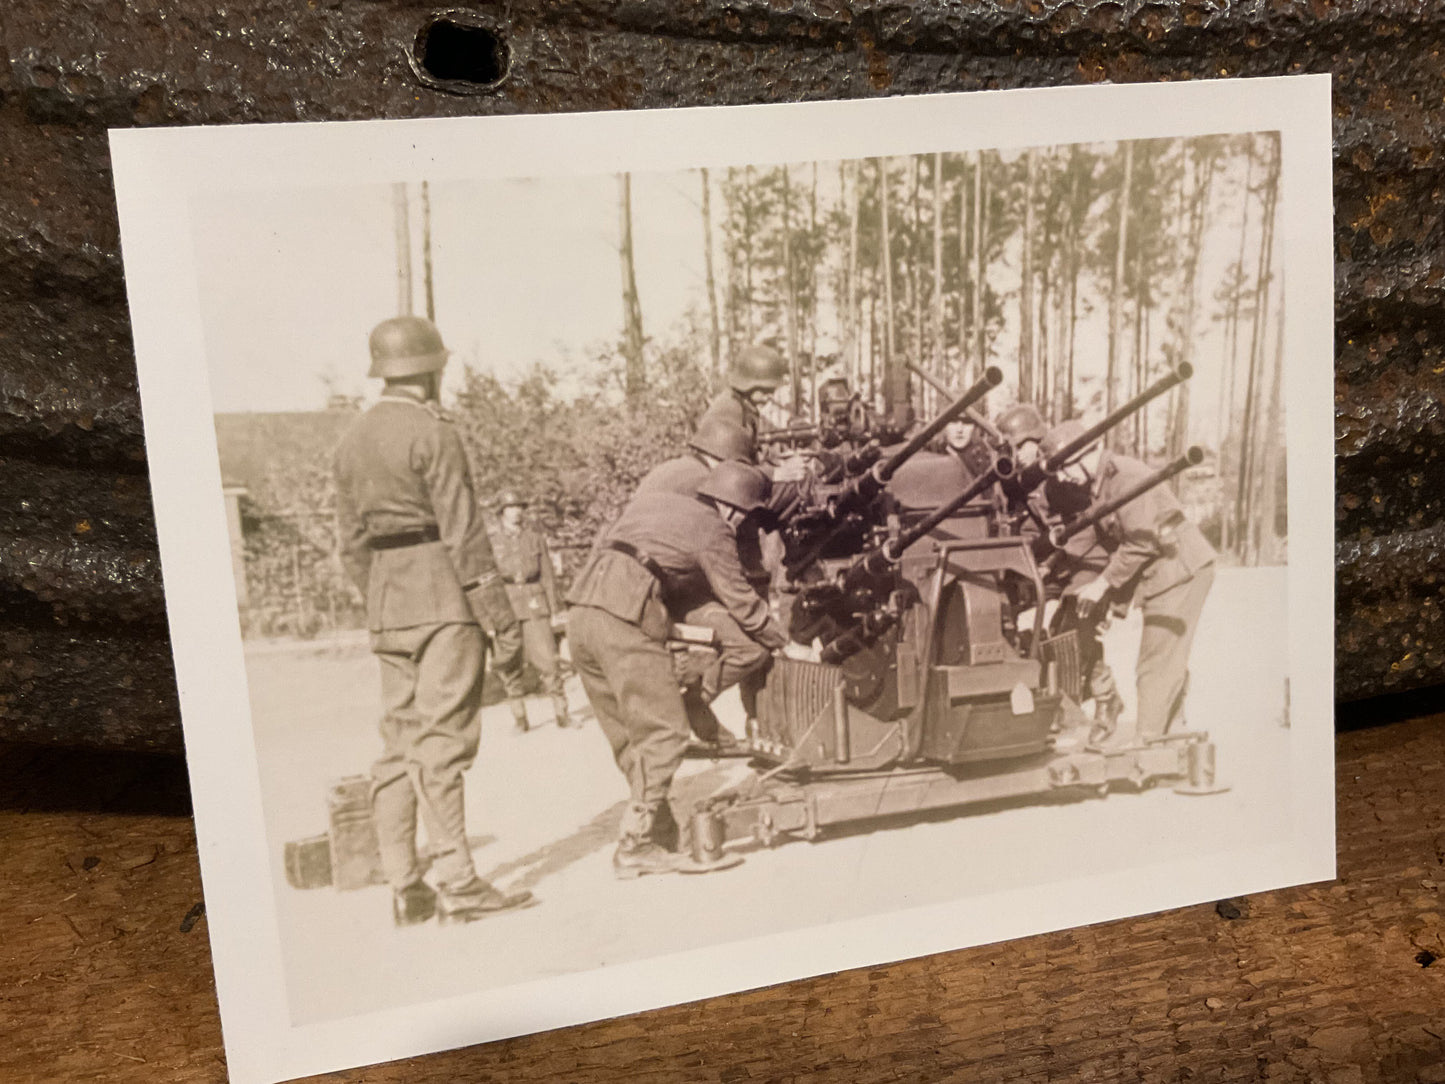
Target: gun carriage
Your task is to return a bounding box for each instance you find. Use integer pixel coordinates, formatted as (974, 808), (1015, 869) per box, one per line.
(687, 362), (1223, 866)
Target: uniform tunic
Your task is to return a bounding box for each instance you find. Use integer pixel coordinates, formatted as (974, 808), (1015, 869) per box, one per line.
(333, 390), (520, 890)
(567, 490), (786, 804)
(633, 457), (779, 726)
(488, 521), (565, 702)
(1086, 450), (1217, 739)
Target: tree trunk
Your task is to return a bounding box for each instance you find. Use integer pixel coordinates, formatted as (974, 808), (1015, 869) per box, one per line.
(1106, 141), (1133, 448)
(957, 155), (969, 389)
(932, 152), (945, 418)
(1219, 143), (1255, 511)
(420, 180), (435, 322)
(782, 164), (800, 415)
(618, 172), (646, 399)
(879, 158), (900, 421)
(1170, 141), (1217, 458)
(847, 160), (861, 391)
(393, 182), (412, 316)
(971, 150), (985, 377)
(809, 162), (819, 420)
(1132, 227), (1145, 455)
(1019, 148), (1036, 405)
(700, 168), (722, 377)
(744, 166), (756, 342)
(1234, 136), (1280, 563)
(910, 156), (924, 410)
(1258, 289), (1288, 564)
(1064, 152), (1082, 419)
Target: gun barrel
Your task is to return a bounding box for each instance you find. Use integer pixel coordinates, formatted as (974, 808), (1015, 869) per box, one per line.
(1048, 446), (1205, 548)
(904, 362), (1003, 442)
(876, 366), (1003, 483)
(758, 423), (819, 446)
(882, 454), (1015, 562)
(1042, 363), (1193, 472)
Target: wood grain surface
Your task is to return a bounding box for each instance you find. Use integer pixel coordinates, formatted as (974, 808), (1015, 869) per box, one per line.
(3, 715), (1443, 1084)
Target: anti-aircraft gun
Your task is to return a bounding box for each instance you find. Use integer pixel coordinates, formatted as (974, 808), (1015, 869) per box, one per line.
(687, 360), (1224, 864)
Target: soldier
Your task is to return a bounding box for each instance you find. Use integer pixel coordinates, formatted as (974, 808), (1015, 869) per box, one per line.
(1047, 420), (1217, 747)
(488, 491), (573, 733)
(566, 461), (788, 878)
(634, 415), (776, 749)
(634, 413), (756, 498)
(996, 402), (1048, 470)
(1037, 423), (1124, 743)
(696, 344), (788, 450)
(334, 315), (532, 927)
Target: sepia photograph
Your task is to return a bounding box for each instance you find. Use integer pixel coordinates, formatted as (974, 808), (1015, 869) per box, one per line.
(111, 77), (1334, 1084)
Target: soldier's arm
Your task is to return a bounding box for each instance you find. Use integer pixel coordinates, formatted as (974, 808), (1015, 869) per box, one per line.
(333, 452), (371, 594)
(1099, 485), (1166, 591)
(698, 524), (788, 650)
(421, 425), (517, 632)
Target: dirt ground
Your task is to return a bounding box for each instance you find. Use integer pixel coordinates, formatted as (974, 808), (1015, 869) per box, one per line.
(243, 565), (1292, 1025)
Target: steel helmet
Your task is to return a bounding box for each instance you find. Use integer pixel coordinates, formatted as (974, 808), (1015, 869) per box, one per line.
(495, 490), (528, 511)
(728, 345), (788, 393)
(996, 403), (1048, 446)
(368, 315), (450, 379)
(689, 415), (757, 463)
(1040, 419), (1098, 466)
(697, 460), (772, 514)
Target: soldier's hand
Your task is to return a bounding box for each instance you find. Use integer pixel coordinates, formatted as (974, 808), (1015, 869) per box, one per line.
(771, 453), (809, 484)
(465, 579), (520, 636)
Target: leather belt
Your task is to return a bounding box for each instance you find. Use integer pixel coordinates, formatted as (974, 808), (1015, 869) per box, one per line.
(502, 573), (541, 585)
(603, 539), (665, 583)
(368, 525), (441, 550)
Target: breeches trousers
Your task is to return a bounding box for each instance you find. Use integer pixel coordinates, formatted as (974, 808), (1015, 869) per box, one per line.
(369, 622), (486, 889)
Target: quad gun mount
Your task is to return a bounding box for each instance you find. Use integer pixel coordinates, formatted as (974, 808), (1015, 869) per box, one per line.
(687, 359), (1225, 867)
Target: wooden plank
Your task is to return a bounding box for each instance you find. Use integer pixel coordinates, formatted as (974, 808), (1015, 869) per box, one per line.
(3, 716), (1442, 1083)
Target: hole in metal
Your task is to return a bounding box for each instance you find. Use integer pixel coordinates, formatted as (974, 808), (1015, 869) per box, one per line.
(412, 16), (508, 92)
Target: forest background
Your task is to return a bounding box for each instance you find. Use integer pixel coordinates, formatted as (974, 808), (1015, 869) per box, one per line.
(204, 131), (1285, 639)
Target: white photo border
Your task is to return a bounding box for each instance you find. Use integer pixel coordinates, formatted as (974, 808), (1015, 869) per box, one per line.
(110, 74), (1334, 1084)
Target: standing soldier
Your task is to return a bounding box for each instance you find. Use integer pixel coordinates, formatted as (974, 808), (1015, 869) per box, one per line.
(334, 315), (532, 926)
(697, 344), (788, 448)
(566, 461), (788, 878)
(1047, 420), (1217, 747)
(488, 491), (573, 733)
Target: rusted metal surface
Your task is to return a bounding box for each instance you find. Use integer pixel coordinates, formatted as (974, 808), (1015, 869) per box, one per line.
(1, 1), (1441, 749)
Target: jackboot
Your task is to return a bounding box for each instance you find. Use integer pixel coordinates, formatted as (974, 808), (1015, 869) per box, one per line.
(551, 694), (574, 729)
(613, 801), (684, 880)
(509, 699), (530, 734)
(435, 875), (534, 924)
(392, 879), (437, 927)
(1089, 690), (1125, 748)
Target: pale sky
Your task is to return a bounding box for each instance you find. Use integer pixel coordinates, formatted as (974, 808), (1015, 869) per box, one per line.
(193, 142), (1278, 453)
(194, 172), (713, 413)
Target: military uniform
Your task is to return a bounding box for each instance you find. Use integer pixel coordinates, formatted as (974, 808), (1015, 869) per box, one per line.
(489, 518), (570, 726)
(1039, 476), (1119, 713)
(567, 490), (787, 817)
(634, 454), (774, 732)
(1087, 450), (1216, 740)
(334, 389), (523, 893)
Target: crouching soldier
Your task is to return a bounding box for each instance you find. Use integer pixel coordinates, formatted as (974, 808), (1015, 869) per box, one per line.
(1048, 420), (1217, 747)
(334, 315), (532, 926)
(1038, 422), (1124, 743)
(566, 461), (788, 878)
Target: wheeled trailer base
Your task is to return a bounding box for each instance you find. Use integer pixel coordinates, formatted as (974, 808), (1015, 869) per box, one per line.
(687, 729), (1226, 865)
